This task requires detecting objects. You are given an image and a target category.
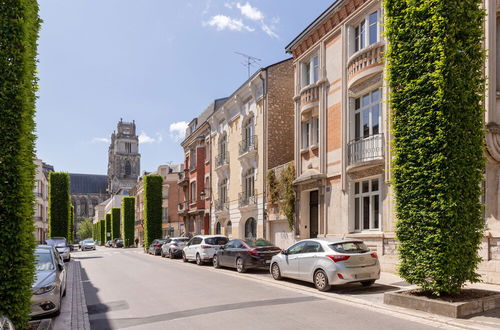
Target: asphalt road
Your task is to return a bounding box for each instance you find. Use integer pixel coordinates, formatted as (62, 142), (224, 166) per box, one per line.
(75, 247), (440, 330)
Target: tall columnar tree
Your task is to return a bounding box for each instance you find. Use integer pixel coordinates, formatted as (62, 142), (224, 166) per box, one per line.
(143, 175), (163, 248)
(0, 1), (41, 327)
(122, 196), (135, 247)
(384, 0), (486, 295)
(68, 205), (75, 242)
(111, 207), (121, 240)
(100, 219), (105, 245)
(49, 172), (71, 240)
(105, 213), (111, 242)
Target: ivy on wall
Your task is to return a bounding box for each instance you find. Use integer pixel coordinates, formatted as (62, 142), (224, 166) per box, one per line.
(267, 162), (296, 230)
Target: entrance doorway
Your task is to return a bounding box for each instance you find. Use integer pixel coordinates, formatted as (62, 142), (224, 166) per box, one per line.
(309, 190), (319, 238)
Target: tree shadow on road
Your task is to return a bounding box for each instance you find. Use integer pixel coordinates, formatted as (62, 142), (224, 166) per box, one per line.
(80, 266), (113, 330)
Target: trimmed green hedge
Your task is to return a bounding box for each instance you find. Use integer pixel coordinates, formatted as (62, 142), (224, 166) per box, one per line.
(68, 205), (74, 242)
(122, 197), (135, 247)
(143, 175), (163, 248)
(0, 1), (40, 326)
(100, 219), (105, 245)
(49, 172), (71, 240)
(111, 207), (120, 240)
(384, 0), (486, 295)
(105, 214), (111, 242)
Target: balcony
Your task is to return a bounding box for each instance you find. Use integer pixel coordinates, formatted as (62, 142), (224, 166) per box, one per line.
(177, 201), (188, 214)
(347, 133), (384, 169)
(215, 151), (229, 169)
(214, 199), (229, 212)
(35, 192), (43, 198)
(239, 135), (258, 157)
(300, 84), (319, 113)
(34, 216), (43, 222)
(177, 170), (188, 186)
(239, 190), (257, 208)
(347, 42), (384, 85)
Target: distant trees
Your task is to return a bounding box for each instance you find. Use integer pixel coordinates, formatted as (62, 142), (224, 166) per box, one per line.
(143, 175), (163, 248)
(111, 207), (120, 240)
(0, 0), (41, 327)
(78, 218), (93, 240)
(122, 197), (135, 247)
(49, 172), (71, 240)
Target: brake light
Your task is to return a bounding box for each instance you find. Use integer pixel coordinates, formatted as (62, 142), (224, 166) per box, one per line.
(326, 255), (350, 262)
(201, 245), (211, 249)
(370, 252), (378, 258)
(248, 249), (260, 256)
(154, 243), (161, 247)
(337, 273), (344, 279)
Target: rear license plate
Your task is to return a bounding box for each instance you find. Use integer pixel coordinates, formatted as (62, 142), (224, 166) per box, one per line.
(355, 273), (369, 279)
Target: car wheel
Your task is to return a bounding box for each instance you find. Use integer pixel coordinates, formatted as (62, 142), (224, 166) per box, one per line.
(314, 270), (331, 292)
(236, 257), (246, 273)
(161, 250), (165, 258)
(271, 263), (282, 280)
(361, 280), (375, 287)
(182, 252), (188, 262)
(196, 253), (203, 265)
(213, 255), (220, 268)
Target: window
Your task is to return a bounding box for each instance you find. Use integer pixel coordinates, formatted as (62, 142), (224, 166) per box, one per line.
(244, 217), (256, 239)
(353, 89), (381, 140)
(244, 168), (255, 198)
(227, 221), (232, 236)
(219, 134), (227, 159)
(125, 142), (132, 153)
(353, 177), (381, 231)
(190, 148), (197, 170)
(125, 161), (131, 177)
(353, 10), (380, 53)
(287, 241), (307, 255)
(243, 117), (254, 146)
(190, 181), (196, 202)
(215, 222), (221, 235)
(302, 241), (324, 253)
(219, 178), (228, 202)
(301, 117), (319, 149)
(301, 55), (319, 88)
(233, 240), (244, 249)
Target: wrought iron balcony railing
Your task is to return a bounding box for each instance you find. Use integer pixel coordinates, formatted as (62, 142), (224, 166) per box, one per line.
(215, 199), (229, 212)
(239, 190), (257, 208)
(239, 135), (258, 156)
(347, 133), (384, 166)
(215, 152), (229, 168)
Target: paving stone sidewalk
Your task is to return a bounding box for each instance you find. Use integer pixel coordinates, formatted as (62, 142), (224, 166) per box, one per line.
(52, 260), (90, 330)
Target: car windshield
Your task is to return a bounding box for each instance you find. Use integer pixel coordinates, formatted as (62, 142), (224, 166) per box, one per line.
(329, 242), (370, 253)
(84, 240), (93, 244)
(244, 239), (273, 247)
(158, 240), (166, 244)
(46, 239), (67, 247)
(205, 237), (228, 245)
(173, 238), (189, 243)
(35, 251), (54, 271)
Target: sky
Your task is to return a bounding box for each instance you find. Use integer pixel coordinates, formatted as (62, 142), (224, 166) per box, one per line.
(36, 0), (334, 174)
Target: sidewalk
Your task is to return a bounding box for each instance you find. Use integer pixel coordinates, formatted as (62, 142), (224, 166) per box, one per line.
(52, 260), (90, 330)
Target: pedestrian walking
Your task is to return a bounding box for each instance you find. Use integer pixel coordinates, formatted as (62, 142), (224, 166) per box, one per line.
(135, 238), (139, 247)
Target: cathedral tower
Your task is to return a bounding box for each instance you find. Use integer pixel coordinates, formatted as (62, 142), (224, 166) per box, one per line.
(107, 119), (140, 194)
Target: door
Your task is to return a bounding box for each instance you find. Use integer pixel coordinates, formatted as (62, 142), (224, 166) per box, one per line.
(190, 237), (202, 259)
(298, 241), (323, 280)
(228, 240), (244, 267)
(282, 241), (306, 278)
(219, 241), (233, 266)
(309, 191), (319, 238)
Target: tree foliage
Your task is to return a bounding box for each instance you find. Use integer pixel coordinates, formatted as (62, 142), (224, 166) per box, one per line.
(68, 205), (74, 242)
(122, 196), (135, 247)
(105, 213), (111, 242)
(78, 218), (93, 240)
(267, 162), (296, 230)
(100, 219), (105, 245)
(111, 207), (120, 240)
(384, 0), (486, 295)
(143, 175), (163, 248)
(49, 172), (71, 240)
(0, 1), (40, 326)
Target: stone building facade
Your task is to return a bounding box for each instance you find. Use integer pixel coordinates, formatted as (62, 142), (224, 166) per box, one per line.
(285, 0), (500, 283)
(70, 173), (109, 230)
(34, 159), (52, 243)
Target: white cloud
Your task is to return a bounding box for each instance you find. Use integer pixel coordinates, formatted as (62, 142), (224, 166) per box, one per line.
(261, 22), (279, 39)
(205, 15), (254, 32)
(224, 2), (233, 9)
(138, 132), (156, 144)
(236, 2), (263, 21)
(91, 137), (110, 143)
(169, 121), (188, 141)
(155, 132), (163, 143)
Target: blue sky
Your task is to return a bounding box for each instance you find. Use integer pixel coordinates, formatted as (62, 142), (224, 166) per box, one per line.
(36, 0), (333, 174)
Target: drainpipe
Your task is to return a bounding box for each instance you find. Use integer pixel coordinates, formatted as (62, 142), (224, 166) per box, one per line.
(260, 71), (268, 240)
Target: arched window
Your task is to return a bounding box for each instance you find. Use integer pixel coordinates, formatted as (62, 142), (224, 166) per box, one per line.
(125, 161), (131, 177)
(226, 220), (232, 236)
(215, 222), (221, 235)
(245, 217), (256, 239)
(243, 116), (254, 146)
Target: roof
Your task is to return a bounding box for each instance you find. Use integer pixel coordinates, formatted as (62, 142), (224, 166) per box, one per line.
(285, 0), (343, 53)
(69, 173), (108, 194)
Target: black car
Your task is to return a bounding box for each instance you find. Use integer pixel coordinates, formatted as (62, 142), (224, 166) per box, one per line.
(147, 239), (166, 255)
(112, 238), (123, 248)
(213, 238), (281, 273)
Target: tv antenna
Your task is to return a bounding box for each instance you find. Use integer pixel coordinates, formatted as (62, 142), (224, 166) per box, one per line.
(235, 52), (261, 77)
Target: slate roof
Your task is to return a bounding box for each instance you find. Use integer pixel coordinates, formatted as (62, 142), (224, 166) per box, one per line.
(69, 173), (108, 194)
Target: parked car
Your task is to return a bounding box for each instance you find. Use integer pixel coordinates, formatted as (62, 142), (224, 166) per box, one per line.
(105, 240), (113, 248)
(160, 237), (190, 258)
(112, 238), (123, 248)
(213, 238), (281, 273)
(147, 239), (166, 255)
(270, 238), (380, 291)
(45, 237), (70, 262)
(30, 246), (67, 317)
(182, 235), (228, 265)
(81, 239), (96, 251)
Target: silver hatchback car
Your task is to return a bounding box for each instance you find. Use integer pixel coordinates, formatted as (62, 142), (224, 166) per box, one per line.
(270, 238), (380, 291)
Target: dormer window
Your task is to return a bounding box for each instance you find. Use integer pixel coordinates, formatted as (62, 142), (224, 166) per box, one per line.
(353, 10), (380, 53)
(301, 55), (319, 88)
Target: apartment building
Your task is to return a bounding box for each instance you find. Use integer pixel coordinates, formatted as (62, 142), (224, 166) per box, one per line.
(178, 99), (227, 236)
(34, 159), (52, 243)
(285, 0), (500, 283)
(209, 59), (294, 244)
